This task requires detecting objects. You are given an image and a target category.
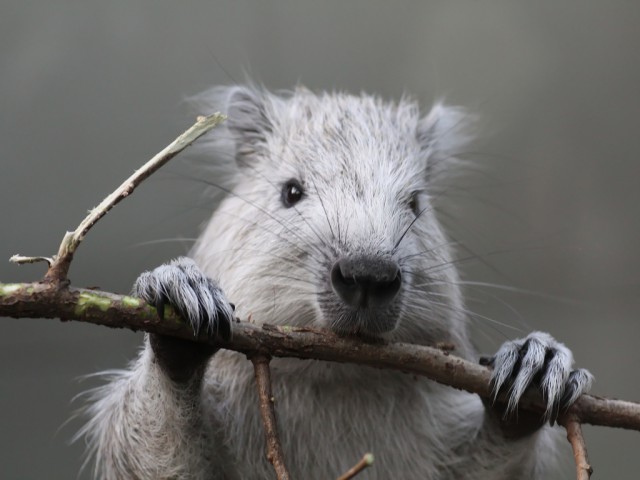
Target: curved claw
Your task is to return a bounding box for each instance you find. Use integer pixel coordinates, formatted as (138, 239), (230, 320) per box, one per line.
(155, 297), (166, 321)
(548, 398), (561, 426)
(490, 341), (520, 402)
(505, 337), (548, 413)
(539, 345), (572, 420)
(215, 311), (232, 341)
(133, 257), (234, 341)
(487, 332), (593, 425)
(560, 369), (594, 409)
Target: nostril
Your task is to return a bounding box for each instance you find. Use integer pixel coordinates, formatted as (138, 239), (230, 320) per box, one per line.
(372, 271), (401, 307)
(337, 266), (356, 286)
(330, 256), (402, 308)
(330, 262), (359, 306)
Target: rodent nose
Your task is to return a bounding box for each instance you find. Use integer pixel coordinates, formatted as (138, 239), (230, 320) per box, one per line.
(330, 256), (401, 309)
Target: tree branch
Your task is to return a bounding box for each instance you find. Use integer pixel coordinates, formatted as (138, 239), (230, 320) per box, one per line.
(560, 414), (593, 480)
(2, 281), (639, 432)
(250, 354), (290, 480)
(9, 113), (226, 283)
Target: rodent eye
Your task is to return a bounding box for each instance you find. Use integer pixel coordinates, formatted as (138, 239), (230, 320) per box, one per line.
(409, 191), (422, 216)
(281, 179), (304, 208)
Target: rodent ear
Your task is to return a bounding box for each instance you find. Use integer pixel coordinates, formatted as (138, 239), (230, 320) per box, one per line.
(225, 86), (273, 166)
(417, 103), (475, 181)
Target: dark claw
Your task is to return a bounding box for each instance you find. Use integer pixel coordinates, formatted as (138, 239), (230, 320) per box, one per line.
(548, 398), (561, 426)
(560, 387), (577, 410)
(132, 257), (236, 383)
(560, 370), (588, 409)
(155, 297), (166, 321)
(479, 355), (494, 367)
(133, 257), (234, 343)
(216, 313), (231, 341)
(485, 332), (593, 432)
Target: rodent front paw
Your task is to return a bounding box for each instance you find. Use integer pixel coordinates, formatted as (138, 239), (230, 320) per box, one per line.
(133, 257), (233, 341)
(483, 332), (593, 423)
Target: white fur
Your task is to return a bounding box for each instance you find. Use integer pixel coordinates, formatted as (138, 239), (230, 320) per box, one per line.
(76, 342), (216, 479)
(79, 86), (590, 479)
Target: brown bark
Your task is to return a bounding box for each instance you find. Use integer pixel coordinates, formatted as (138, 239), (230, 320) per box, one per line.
(250, 355), (291, 480)
(337, 453), (374, 480)
(560, 414), (593, 480)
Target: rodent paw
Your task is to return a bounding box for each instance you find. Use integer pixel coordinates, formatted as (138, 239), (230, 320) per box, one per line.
(485, 332), (593, 424)
(133, 257), (233, 341)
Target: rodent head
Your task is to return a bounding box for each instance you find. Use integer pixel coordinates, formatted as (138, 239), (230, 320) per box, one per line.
(193, 85), (473, 346)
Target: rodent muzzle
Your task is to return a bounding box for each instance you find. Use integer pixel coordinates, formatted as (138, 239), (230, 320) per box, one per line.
(330, 255), (401, 309)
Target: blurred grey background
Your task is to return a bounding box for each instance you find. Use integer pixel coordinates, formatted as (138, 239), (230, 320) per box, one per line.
(1, 1), (639, 478)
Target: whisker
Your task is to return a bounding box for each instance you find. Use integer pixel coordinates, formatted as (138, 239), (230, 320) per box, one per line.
(398, 240), (461, 262)
(164, 170), (327, 260)
(130, 238), (199, 248)
(312, 178), (339, 246)
(403, 293), (523, 333)
(213, 209), (314, 258)
(394, 205), (434, 250)
(245, 163), (335, 254)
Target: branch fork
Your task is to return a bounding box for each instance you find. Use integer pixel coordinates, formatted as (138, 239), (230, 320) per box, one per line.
(10, 113), (226, 284)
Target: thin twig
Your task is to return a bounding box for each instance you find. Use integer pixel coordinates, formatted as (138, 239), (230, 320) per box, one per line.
(250, 354), (290, 480)
(1, 281), (639, 432)
(26, 113), (226, 283)
(560, 414), (593, 480)
(337, 453), (374, 480)
(9, 254), (54, 266)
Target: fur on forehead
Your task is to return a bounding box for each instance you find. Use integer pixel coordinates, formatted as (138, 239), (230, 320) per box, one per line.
(189, 84), (473, 191)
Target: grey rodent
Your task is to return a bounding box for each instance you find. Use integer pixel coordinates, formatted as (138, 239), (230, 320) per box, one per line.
(77, 85), (593, 479)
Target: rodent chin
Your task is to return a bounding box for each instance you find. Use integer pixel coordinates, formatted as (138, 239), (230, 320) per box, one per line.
(323, 305), (402, 338)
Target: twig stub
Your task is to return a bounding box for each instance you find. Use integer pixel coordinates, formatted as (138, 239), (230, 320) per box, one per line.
(337, 453), (374, 480)
(9, 254), (53, 266)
